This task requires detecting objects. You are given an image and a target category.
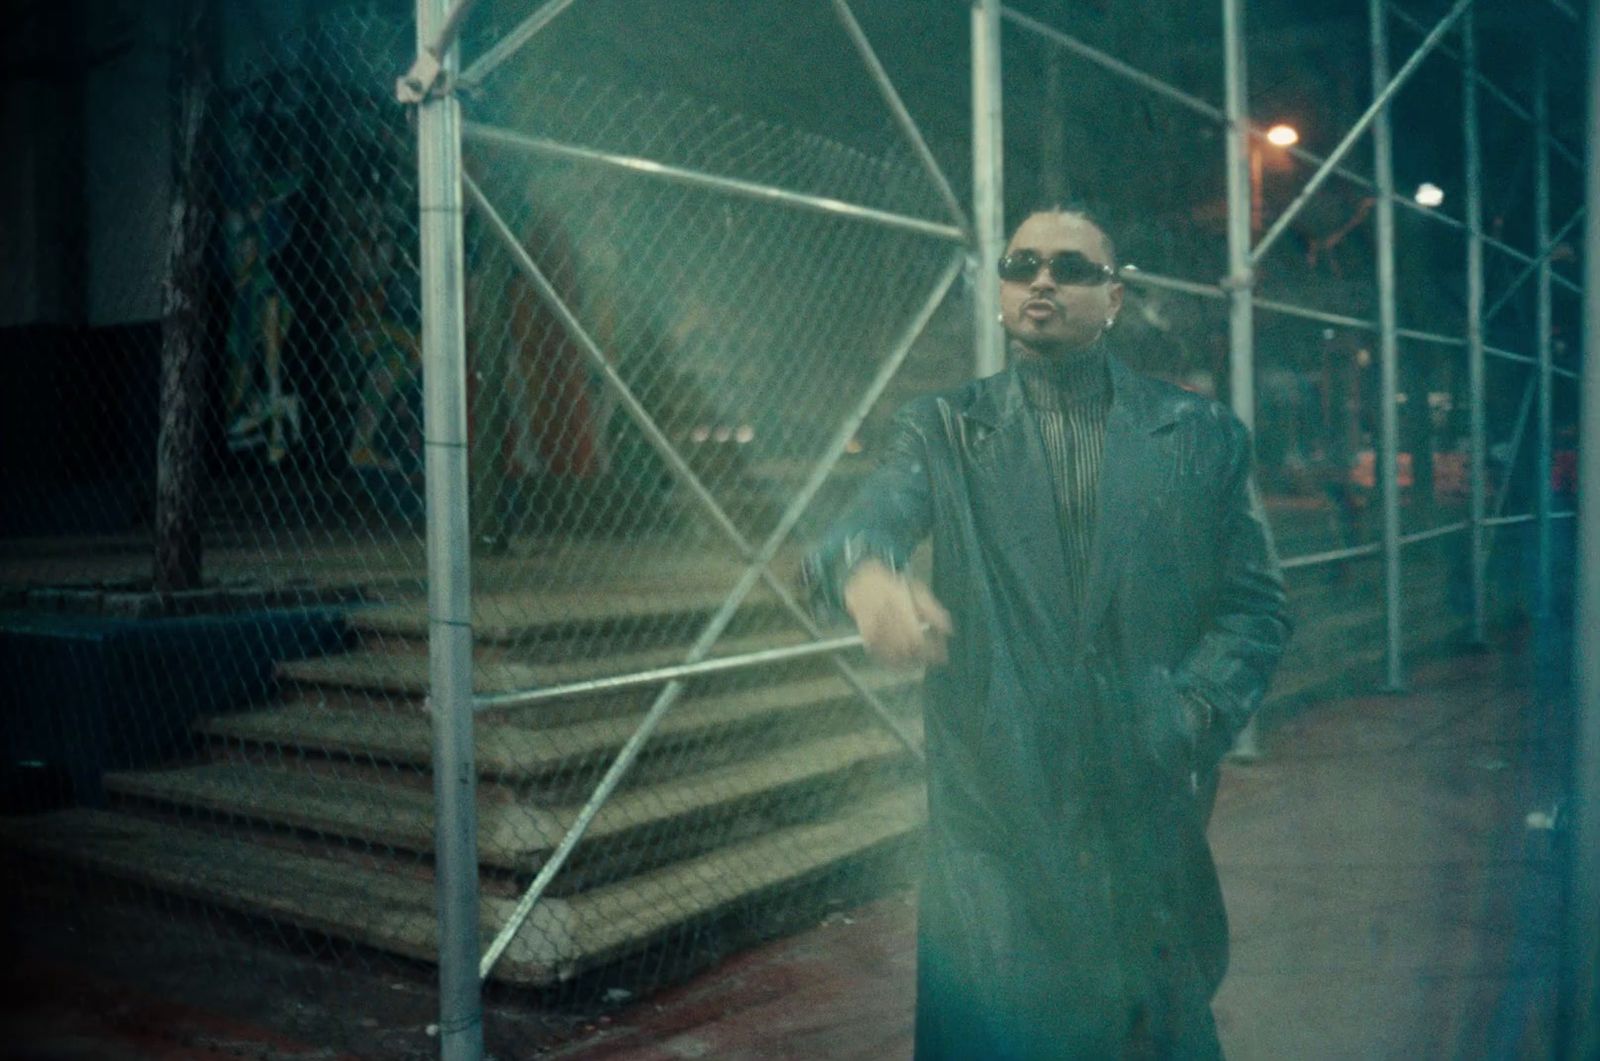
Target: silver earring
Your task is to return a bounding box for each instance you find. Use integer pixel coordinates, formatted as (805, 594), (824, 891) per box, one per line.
(1104, 316), (1116, 330)
(997, 312), (1005, 323)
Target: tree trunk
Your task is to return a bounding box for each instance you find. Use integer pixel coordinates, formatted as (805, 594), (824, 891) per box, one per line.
(153, 0), (215, 592)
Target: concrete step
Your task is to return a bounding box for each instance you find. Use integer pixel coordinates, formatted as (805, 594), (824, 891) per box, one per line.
(276, 627), (851, 708)
(202, 671), (916, 787)
(1, 785), (927, 985)
(348, 583), (789, 647)
(103, 719), (921, 877)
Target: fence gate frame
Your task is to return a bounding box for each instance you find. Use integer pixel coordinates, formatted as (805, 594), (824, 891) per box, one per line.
(399, 1), (1600, 1057)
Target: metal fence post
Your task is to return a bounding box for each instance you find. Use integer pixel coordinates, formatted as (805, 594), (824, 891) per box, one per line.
(972, 0), (1005, 379)
(1569, 6), (1600, 1053)
(1222, 0), (1261, 758)
(1370, 0), (1405, 692)
(1463, 6), (1487, 645)
(1535, 61), (1555, 633)
(416, 0), (483, 1055)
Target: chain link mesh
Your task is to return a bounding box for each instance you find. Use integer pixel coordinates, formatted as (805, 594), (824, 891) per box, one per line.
(0, 1), (1584, 1056)
(457, 51), (963, 1001)
(0, 11), (483, 1057)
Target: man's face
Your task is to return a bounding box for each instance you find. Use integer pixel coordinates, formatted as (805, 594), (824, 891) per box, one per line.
(999, 212), (1123, 355)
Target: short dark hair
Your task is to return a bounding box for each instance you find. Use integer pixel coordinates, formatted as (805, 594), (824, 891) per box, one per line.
(1015, 203), (1118, 270)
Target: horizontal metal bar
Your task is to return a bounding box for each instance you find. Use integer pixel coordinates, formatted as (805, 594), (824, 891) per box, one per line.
(477, 634), (868, 711)
(463, 121), (966, 243)
(1001, 7), (1225, 124)
(1480, 80), (1533, 124)
(1549, 136), (1582, 171)
(1252, 296), (1376, 331)
(1484, 233), (1538, 268)
(1277, 141), (1375, 193)
(1119, 266), (1227, 300)
(1401, 520), (1470, 545)
(1483, 513), (1536, 527)
(1271, 134), (1473, 233)
(1396, 327), (1465, 347)
(1556, 365), (1580, 381)
(1253, 299), (1478, 350)
(1398, 198), (1469, 232)
(458, 0), (579, 91)
(1252, 0), (1472, 266)
(1280, 541), (1383, 570)
(1486, 344), (1537, 366)
(1550, 271), (1587, 297)
(1553, 510), (1575, 521)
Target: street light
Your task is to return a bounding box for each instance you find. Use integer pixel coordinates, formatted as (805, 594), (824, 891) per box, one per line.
(1253, 123), (1299, 232)
(1266, 123), (1300, 147)
(1414, 182), (1444, 207)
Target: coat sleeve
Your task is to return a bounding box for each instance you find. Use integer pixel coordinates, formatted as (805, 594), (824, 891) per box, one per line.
(1175, 415), (1293, 747)
(800, 398), (936, 621)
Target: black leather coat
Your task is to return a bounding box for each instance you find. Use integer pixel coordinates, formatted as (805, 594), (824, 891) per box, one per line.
(805, 356), (1290, 1058)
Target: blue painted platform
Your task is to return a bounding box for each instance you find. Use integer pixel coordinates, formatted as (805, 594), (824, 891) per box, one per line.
(0, 607), (347, 811)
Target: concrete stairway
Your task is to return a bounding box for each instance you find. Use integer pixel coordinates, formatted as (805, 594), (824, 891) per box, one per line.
(1, 568), (927, 986)
(0, 541), (1469, 987)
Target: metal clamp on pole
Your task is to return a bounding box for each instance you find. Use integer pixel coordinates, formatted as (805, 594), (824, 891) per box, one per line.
(397, 0), (478, 103)
(1219, 267), (1255, 293)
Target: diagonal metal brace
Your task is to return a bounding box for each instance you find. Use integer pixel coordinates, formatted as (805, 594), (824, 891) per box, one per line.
(466, 173), (957, 980)
(1251, 0), (1471, 266)
(830, 0), (971, 238)
(459, 0), (581, 92)
(1486, 207), (1585, 322)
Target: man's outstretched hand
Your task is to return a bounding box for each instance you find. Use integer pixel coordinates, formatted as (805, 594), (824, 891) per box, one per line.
(843, 559), (952, 667)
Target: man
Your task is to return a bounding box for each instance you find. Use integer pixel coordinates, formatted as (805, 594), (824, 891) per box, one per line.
(803, 209), (1290, 1058)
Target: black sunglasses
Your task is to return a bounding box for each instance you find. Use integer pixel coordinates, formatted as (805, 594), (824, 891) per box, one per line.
(997, 249), (1117, 286)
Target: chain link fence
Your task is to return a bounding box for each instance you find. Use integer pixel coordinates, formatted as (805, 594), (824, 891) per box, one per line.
(1, 10), (470, 1058)
(1, 2), (968, 1053)
(999, 1), (1584, 706)
(0, 0), (1587, 1057)
(452, 21), (968, 1000)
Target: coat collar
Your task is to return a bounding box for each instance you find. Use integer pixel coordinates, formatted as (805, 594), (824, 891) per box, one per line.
(959, 350), (1186, 646)
(961, 352), (1182, 437)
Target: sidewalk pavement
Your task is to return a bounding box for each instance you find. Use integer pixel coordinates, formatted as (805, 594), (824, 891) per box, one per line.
(550, 643), (1564, 1060)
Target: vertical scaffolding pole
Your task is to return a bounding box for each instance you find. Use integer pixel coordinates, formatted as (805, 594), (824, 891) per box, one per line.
(1223, 0), (1253, 433)
(1569, 5), (1600, 1053)
(416, 0), (483, 1056)
(1463, 7), (1487, 644)
(1041, 52), (1066, 205)
(1370, 0), (1405, 691)
(1222, 0), (1260, 758)
(1535, 63), (1555, 634)
(972, 0), (1005, 378)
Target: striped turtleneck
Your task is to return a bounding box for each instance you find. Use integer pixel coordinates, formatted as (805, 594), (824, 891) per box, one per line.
(1015, 345), (1112, 617)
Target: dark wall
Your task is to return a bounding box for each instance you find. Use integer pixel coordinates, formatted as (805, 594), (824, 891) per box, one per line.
(0, 323), (161, 536)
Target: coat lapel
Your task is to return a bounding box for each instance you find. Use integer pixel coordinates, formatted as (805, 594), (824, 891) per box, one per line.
(1080, 358), (1181, 643)
(958, 371), (1075, 638)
